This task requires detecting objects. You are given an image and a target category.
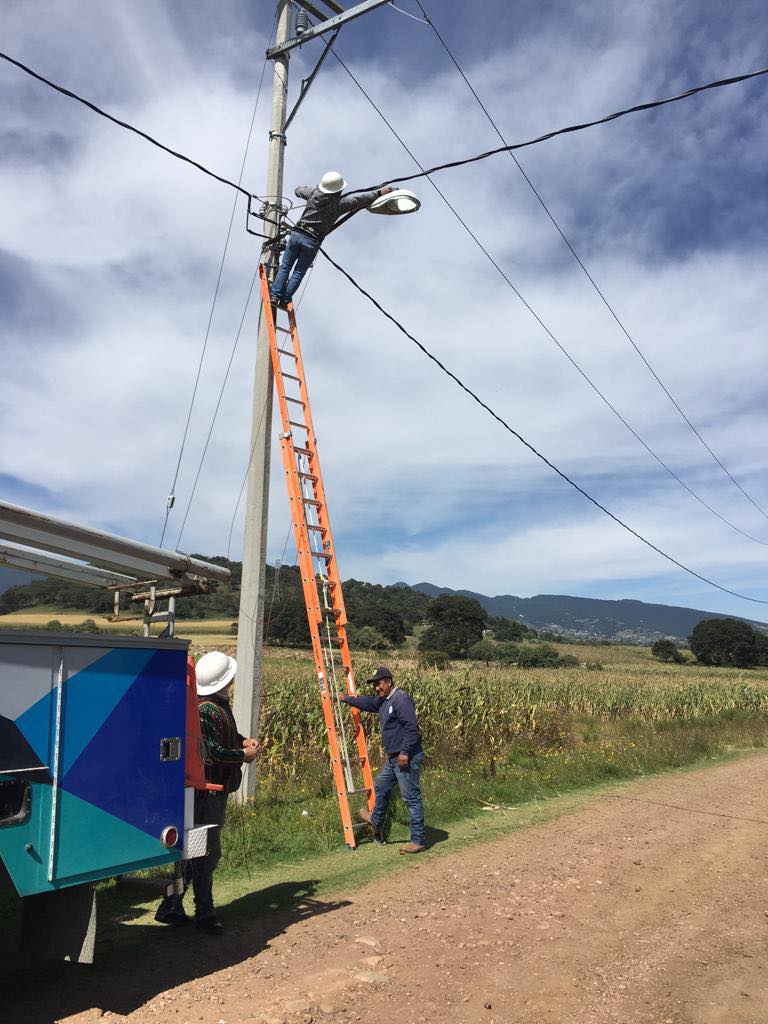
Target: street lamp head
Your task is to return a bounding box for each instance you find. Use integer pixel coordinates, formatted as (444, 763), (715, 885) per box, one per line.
(367, 188), (421, 216)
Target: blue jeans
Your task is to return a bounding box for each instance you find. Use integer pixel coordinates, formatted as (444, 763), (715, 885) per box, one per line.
(270, 230), (320, 303)
(371, 751), (426, 847)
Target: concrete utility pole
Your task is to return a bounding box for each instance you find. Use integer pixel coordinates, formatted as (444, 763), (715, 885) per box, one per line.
(234, 0), (292, 800)
(234, 0), (392, 802)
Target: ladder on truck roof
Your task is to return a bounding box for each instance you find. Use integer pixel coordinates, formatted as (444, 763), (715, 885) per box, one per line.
(0, 501), (231, 637)
(259, 264), (375, 849)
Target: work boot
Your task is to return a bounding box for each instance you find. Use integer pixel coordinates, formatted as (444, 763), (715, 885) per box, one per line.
(195, 912), (224, 935)
(155, 895), (189, 927)
(357, 807), (380, 840)
(399, 842), (426, 855)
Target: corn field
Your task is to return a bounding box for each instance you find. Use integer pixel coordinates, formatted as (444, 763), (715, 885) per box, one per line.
(256, 652), (768, 776)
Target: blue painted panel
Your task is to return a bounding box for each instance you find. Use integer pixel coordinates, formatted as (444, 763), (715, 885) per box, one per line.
(15, 646), (155, 772)
(61, 648), (187, 841)
(59, 647), (156, 775)
(14, 688), (55, 768)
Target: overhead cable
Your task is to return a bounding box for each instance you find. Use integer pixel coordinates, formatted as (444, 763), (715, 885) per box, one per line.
(332, 50), (768, 548)
(318, 248), (768, 606)
(175, 269), (259, 549)
(347, 64), (768, 193)
(0, 50), (258, 202)
(160, 55), (271, 547)
(416, 0), (768, 524)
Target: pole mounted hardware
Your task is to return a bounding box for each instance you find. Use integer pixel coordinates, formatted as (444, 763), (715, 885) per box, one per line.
(268, 0), (391, 58)
(284, 28), (340, 131)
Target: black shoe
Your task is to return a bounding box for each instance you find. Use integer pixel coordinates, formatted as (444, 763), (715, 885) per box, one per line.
(155, 897), (189, 927)
(195, 913), (224, 935)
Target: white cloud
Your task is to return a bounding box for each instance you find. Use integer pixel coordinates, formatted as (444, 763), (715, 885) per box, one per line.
(1, 0), (767, 619)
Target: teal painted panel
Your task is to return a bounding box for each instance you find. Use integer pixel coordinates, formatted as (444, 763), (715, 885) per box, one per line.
(52, 788), (180, 883)
(0, 781), (53, 897)
(0, 783), (179, 896)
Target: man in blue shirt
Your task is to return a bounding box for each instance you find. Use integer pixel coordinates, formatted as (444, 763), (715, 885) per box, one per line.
(342, 666), (426, 854)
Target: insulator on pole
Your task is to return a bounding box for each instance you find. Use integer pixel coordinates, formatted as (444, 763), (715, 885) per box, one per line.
(295, 10), (310, 36)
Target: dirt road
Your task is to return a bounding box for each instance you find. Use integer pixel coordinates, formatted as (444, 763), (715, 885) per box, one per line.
(11, 753), (768, 1024)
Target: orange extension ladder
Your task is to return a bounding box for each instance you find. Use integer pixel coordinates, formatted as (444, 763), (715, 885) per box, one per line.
(258, 264), (375, 848)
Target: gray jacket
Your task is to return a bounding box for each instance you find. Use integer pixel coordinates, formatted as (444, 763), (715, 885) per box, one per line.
(293, 185), (381, 242)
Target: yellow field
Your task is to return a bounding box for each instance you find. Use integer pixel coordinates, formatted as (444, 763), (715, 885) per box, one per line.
(0, 610), (235, 642)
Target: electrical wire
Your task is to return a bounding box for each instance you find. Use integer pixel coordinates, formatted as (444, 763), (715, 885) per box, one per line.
(6, 48), (766, 210)
(175, 269), (259, 548)
(331, 50), (768, 549)
(0, 50), (261, 203)
(344, 62), (768, 193)
(160, 56), (271, 546)
(416, 0), (768, 524)
(317, 247), (768, 606)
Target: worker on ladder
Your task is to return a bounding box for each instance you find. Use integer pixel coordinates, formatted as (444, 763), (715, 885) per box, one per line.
(269, 171), (395, 307)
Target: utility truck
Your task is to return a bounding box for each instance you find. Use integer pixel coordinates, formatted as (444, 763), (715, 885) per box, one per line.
(0, 501), (230, 962)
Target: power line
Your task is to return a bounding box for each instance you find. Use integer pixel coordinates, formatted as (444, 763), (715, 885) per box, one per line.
(0, 50), (260, 203)
(416, 0), (768, 524)
(345, 64), (768, 194)
(175, 269), (259, 549)
(318, 248), (768, 606)
(331, 50), (768, 549)
(160, 56), (271, 546)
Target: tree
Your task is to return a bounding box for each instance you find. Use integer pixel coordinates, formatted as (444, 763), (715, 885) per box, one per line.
(688, 618), (768, 668)
(418, 594), (486, 659)
(516, 643), (561, 668)
(651, 639), (684, 663)
(466, 639), (498, 663)
(486, 616), (532, 642)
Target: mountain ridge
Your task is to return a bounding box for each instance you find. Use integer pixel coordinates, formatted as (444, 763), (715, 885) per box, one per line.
(403, 582), (768, 643)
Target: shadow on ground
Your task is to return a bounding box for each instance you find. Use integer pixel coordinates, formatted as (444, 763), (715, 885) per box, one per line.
(3, 878), (349, 1024)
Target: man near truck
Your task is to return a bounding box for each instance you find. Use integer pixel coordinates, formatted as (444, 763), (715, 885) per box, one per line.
(155, 651), (259, 934)
(342, 666), (426, 854)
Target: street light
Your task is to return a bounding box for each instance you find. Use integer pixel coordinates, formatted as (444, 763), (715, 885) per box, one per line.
(367, 188), (421, 215)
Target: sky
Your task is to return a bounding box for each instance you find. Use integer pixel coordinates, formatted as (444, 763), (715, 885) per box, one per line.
(1, 0), (767, 619)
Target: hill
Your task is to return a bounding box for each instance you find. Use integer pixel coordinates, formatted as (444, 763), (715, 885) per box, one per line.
(1, 561), (764, 645)
(406, 582), (768, 644)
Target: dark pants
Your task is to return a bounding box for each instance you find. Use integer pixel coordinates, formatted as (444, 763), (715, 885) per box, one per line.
(156, 791), (228, 922)
(270, 230), (320, 303)
(371, 751), (426, 846)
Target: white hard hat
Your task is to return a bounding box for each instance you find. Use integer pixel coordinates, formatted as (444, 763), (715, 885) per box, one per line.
(196, 651), (237, 696)
(318, 170), (346, 194)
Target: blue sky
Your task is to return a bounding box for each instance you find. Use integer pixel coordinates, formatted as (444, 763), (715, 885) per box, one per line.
(1, 0), (767, 619)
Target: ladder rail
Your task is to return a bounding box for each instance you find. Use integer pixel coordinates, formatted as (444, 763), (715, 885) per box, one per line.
(258, 266), (374, 848)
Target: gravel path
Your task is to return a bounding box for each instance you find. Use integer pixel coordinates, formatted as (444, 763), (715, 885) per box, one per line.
(12, 752), (768, 1024)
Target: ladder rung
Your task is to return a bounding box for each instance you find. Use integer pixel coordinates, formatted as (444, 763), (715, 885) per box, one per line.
(303, 497), (322, 507)
(346, 787), (372, 796)
(276, 326), (291, 334)
(289, 420), (307, 429)
(277, 347), (296, 358)
(294, 446), (313, 456)
(312, 550), (332, 560)
(286, 397), (305, 406)
(298, 472), (317, 481)
(282, 372), (301, 382)
(307, 524), (327, 533)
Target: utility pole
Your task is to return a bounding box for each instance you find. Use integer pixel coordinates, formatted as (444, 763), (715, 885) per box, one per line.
(234, 0), (392, 802)
(234, 0), (292, 800)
